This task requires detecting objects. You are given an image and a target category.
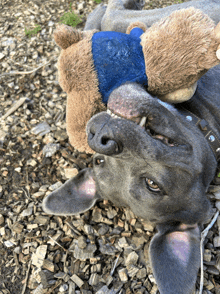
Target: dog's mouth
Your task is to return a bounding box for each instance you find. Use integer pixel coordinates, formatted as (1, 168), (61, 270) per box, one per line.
(107, 109), (179, 147)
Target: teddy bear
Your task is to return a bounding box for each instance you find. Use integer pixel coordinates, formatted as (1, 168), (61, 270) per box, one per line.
(54, 7), (220, 153)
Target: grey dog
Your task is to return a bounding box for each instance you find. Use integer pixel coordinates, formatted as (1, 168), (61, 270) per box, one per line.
(43, 1), (220, 293)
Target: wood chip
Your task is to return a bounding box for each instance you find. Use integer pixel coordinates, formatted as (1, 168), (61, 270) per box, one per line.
(70, 274), (84, 287)
(0, 97), (26, 121)
(32, 245), (47, 268)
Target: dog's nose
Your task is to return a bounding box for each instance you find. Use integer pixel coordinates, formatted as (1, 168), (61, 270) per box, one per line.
(87, 122), (122, 155)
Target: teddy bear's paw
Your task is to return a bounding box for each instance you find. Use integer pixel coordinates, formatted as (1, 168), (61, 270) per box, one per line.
(158, 82), (197, 104)
(54, 24), (83, 49)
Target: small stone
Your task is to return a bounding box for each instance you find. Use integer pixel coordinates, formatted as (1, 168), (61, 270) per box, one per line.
(70, 274), (84, 287)
(54, 272), (67, 279)
(32, 245), (47, 268)
(150, 284), (158, 294)
(43, 143), (60, 157)
(32, 284), (44, 294)
(136, 268), (147, 279)
(27, 224), (38, 229)
(118, 268), (128, 282)
(118, 237), (129, 248)
(48, 21), (54, 27)
(39, 270), (48, 289)
(0, 130), (7, 144)
(78, 236), (87, 249)
(98, 239), (118, 256)
(142, 221), (155, 232)
(131, 235), (146, 248)
(34, 215), (49, 225)
(43, 259), (55, 272)
(32, 191), (45, 199)
(0, 214), (4, 225)
(214, 191), (220, 200)
(206, 280), (215, 290)
(12, 222), (24, 234)
(14, 246), (21, 254)
(27, 158), (37, 167)
(78, 2), (85, 11)
(32, 52), (38, 59)
(59, 284), (68, 292)
(49, 181), (63, 191)
(125, 251), (139, 267)
(98, 224), (109, 235)
(54, 130), (68, 141)
(64, 168), (78, 179)
(127, 264), (139, 277)
(216, 201), (220, 211)
(92, 207), (102, 222)
(204, 249), (212, 262)
(0, 53), (5, 60)
(89, 273), (101, 286)
(206, 265), (220, 275)
(31, 122), (51, 136)
(107, 207), (117, 219)
(74, 243), (97, 260)
(39, 185), (49, 192)
(110, 281), (123, 293)
(96, 285), (110, 294)
(214, 236), (220, 247)
(4, 240), (15, 247)
(148, 274), (156, 284)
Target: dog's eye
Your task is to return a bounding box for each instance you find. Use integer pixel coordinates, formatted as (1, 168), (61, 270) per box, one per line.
(146, 178), (160, 192)
(95, 157), (105, 166)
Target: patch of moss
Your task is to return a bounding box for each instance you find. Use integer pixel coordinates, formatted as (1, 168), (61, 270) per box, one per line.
(25, 24), (41, 38)
(60, 3), (82, 27)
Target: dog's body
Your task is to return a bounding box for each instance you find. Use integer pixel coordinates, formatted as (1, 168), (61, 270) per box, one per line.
(43, 1), (220, 293)
(84, 0), (220, 32)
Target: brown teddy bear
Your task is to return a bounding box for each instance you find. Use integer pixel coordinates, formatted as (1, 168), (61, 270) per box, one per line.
(54, 7), (220, 153)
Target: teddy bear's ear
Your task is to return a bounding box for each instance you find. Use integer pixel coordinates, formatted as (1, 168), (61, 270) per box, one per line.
(54, 24), (83, 49)
(214, 22), (220, 60)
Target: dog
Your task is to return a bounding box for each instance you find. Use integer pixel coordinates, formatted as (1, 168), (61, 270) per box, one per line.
(43, 1), (220, 293)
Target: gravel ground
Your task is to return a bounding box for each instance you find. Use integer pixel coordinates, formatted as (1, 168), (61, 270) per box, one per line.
(1, 0), (220, 294)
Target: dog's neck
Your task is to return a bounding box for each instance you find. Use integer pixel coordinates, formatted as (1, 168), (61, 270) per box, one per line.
(179, 106), (220, 162)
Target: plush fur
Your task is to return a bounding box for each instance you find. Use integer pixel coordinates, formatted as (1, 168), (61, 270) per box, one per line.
(54, 8), (220, 153)
(54, 27), (106, 153)
(141, 7), (220, 96)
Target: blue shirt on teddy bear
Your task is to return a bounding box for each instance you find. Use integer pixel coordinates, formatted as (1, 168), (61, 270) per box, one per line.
(92, 27), (148, 104)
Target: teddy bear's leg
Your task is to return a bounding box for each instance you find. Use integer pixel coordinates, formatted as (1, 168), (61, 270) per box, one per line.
(101, 0), (220, 33)
(84, 4), (107, 31)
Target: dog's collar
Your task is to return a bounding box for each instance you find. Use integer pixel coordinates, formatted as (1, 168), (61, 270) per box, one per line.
(180, 106), (220, 162)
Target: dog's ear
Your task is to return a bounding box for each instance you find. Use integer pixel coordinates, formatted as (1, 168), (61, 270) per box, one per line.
(42, 168), (99, 216)
(149, 223), (200, 294)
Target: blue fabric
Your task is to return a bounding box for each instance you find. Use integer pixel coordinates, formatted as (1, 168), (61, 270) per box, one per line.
(129, 27), (144, 39)
(92, 31), (148, 104)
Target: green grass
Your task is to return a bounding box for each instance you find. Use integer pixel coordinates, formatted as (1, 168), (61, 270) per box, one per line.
(94, 0), (102, 3)
(25, 24), (41, 38)
(60, 3), (82, 27)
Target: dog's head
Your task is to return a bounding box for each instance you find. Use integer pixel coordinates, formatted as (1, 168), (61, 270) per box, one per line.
(43, 82), (217, 294)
